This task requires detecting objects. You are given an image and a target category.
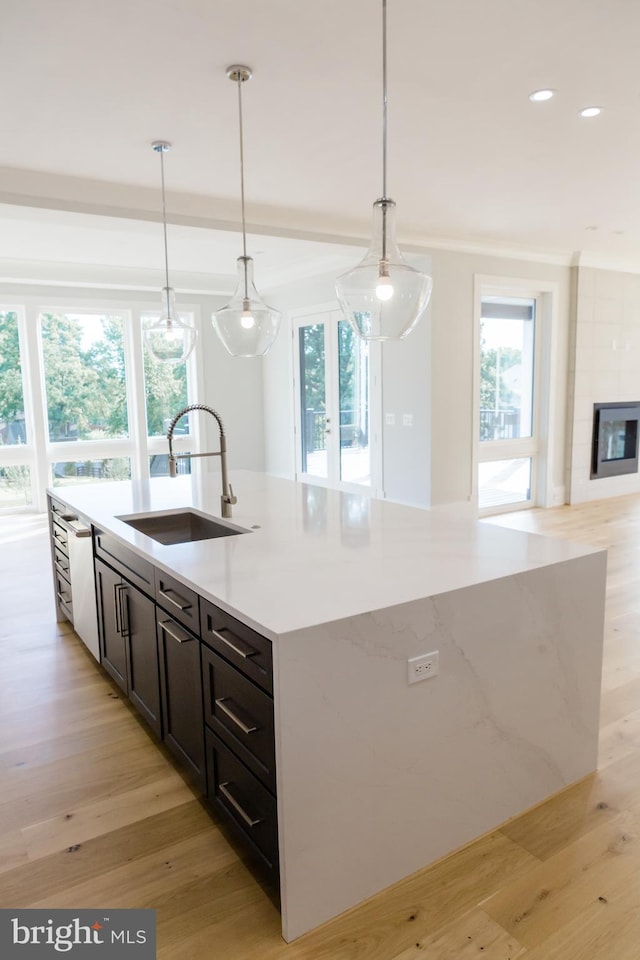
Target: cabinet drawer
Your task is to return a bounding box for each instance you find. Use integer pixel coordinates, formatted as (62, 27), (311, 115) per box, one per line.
(200, 598), (272, 694)
(49, 496), (76, 523)
(51, 519), (70, 555)
(93, 528), (155, 598)
(54, 568), (73, 621)
(206, 729), (278, 874)
(202, 645), (275, 793)
(54, 545), (71, 581)
(155, 570), (200, 634)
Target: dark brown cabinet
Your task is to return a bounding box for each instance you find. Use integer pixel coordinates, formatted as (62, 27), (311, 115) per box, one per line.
(88, 518), (278, 882)
(95, 557), (162, 737)
(157, 613), (206, 791)
(48, 496), (74, 624)
(201, 598), (277, 878)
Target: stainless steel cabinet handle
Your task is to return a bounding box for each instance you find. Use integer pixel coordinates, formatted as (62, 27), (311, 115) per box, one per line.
(53, 530), (67, 546)
(208, 625), (257, 659)
(215, 697), (258, 735)
(218, 782), (262, 827)
(158, 586), (192, 612)
(159, 619), (193, 644)
(55, 558), (70, 575)
(57, 590), (71, 605)
(113, 583), (124, 635)
(120, 585), (130, 637)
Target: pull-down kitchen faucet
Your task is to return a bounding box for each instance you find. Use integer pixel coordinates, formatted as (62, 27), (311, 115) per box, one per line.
(166, 403), (237, 518)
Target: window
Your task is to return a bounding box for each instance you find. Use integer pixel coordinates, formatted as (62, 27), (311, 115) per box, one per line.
(0, 311), (27, 447)
(40, 312), (128, 442)
(142, 311), (189, 437)
(476, 292), (541, 513)
(0, 297), (199, 512)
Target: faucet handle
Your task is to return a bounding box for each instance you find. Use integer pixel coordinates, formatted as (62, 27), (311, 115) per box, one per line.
(227, 483), (238, 505)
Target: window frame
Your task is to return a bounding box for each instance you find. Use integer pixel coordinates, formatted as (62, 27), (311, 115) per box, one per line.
(0, 294), (202, 512)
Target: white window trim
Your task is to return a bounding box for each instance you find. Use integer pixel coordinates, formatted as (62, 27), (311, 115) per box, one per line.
(472, 275), (559, 514)
(0, 293), (202, 512)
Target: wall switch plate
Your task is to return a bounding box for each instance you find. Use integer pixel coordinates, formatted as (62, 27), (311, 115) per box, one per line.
(385, 413), (396, 425)
(408, 651), (439, 684)
(402, 413), (413, 427)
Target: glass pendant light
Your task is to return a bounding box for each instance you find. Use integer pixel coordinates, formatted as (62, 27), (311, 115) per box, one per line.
(335, 0), (433, 341)
(143, 141), (197, 364)
(212, 66), (281, 357)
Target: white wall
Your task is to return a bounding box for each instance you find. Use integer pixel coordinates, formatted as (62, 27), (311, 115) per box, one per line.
(429, 250), (571, 508)
(567, 266), (640, 503)
(264, 249), (571, 512)
(264, 261), (433, 508)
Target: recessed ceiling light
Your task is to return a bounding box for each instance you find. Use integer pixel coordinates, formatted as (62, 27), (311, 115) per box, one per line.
(585, 225), (599, 231)
(580, 106), (601, 118)
(529, 89), (555, 102)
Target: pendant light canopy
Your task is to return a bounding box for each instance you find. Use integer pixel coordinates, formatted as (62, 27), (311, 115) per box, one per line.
(143, 141), (197, 364)
(335, 0), (432, 341)
(212, 66), (281, 358)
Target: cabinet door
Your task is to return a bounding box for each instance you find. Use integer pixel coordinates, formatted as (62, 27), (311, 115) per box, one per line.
(157, 615), (205, 790)
(122, 583), (162, 737)
(95, 558), (127, 693)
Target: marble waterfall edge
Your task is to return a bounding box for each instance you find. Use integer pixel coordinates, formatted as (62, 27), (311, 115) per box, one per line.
(274, 551), (606, 941)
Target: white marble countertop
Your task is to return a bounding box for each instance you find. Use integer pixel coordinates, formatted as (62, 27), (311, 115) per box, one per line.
(50, 471), (602, 637)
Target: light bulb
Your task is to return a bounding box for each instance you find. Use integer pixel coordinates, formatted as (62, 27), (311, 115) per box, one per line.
(241, 300), (256, 329)
(375, 271), (394, 301)
(335, 200), (432, 341)
(212, 256), (281, 357)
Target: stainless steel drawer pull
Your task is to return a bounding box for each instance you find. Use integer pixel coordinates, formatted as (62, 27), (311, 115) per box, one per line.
(53, 530), (67, 545)
(209, 625), (257, 660)
(55, 559), (70, 575)
(219, 782), (262, 827)
(159, 619), (193, 644)
(57, 590), (71, 606)
(158, 586), (192, 612)
(215, 698), (258, 735)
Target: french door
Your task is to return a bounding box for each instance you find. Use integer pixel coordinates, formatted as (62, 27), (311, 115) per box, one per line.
(294, 307), (373, 492)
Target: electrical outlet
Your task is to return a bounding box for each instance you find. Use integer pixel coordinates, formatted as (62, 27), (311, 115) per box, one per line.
(402, 413), (414, 427)
(407, 651), (439, 684)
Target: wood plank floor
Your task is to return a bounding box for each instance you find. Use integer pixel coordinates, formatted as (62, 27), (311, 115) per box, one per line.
(2, 497), (640, 958)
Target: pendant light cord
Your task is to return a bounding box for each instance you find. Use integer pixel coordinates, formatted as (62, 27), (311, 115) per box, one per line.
(381, 0), (388, 263)
(382, 0), (388, 202)
(236, 76), (248, 260)
(159, 147), (171, 295)
(236, 75), (250, 302)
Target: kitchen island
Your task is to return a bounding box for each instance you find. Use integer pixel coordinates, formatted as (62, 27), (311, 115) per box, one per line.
(48, 471), (607, 942)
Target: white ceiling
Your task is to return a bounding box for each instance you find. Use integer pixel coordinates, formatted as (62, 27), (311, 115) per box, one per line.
(2, 0), (640, 279)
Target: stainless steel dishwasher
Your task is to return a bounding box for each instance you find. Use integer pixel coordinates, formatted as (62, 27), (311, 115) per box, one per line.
(67, 519), (100, 661)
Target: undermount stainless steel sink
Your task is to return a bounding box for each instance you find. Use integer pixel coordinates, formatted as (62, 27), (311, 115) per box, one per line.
(118, 509), (248, 545)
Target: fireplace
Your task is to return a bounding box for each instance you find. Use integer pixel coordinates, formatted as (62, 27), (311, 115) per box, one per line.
(591, 402), (640, 479)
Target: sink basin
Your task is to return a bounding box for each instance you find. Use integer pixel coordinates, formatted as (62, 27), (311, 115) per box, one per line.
(118, 509), (248, 545)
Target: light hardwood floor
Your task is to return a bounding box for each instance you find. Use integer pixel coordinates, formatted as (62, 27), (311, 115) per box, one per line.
(1, 498), (640, 959)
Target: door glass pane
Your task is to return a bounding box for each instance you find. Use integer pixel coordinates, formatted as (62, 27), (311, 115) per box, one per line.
(478, 458), (532, 510)
(0, 311), (27, 446)
(299, 324), (327, 479)
(51, 458), (131, 485)
(142, 313), (189, 437)
(0, 465), (32, 507)
(480, 298), (535, 441)
(338, 321), (370, 486)
(40, 312), (128, 442)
